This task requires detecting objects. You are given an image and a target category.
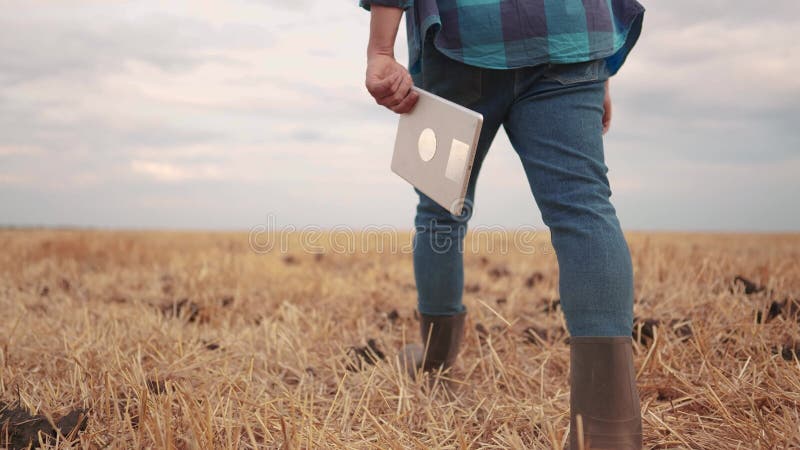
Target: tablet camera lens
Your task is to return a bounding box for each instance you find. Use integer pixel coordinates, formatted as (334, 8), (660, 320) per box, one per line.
(417, 128), (437, 162)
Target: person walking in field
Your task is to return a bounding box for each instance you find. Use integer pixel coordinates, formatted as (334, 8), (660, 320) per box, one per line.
(360, 0), (645, 448)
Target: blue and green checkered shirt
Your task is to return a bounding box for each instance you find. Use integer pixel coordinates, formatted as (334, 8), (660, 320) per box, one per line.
(360, 0), (644, 76)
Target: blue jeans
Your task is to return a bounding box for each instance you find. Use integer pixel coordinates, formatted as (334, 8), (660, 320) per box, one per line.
(410, 37), (634, 337)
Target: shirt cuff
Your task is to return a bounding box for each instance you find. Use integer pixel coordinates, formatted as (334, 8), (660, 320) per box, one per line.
(359, 0), (413, 11)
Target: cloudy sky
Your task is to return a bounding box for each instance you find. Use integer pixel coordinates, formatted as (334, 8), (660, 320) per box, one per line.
(1, 0), (798, 231)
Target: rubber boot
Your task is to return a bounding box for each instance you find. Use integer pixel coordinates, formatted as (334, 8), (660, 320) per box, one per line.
(569, 336), (642, 450)
(400, 311), (466, 378)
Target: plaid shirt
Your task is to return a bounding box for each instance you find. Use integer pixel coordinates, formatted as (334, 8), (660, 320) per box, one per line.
(360, 0), (644, 76)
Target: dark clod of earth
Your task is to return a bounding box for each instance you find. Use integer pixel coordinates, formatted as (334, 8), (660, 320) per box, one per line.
(161, 298), (202, 323)
(346, 339), (386, 371)
(541, 298), (560, 313)
(656, 386), (683, 402)
(672, 321), (693, 337)
(475, 323), (489, 340)
(488, 266), (511, 278)
(386, 309), (400, 322)
(523, 326), (566, 345)
(0, 402), (87, 449)
(772, 344), (800, 361)
(146, 378), (170, 395)
(733, 275), (766, 295)
(634, 318), (660, 343)
(465, 284), (481, 293)
(523, 326), (548, 345)
(756, 298), (800, 324)
(633, 317), (693, 344)
(525, 272), (545, 288)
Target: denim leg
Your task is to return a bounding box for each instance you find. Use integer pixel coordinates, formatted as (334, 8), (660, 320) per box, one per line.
(410, 32), (514, 316)
(503, 73), (634, 337)
(413, 115), (501, 316)
(413, 192), (467, 316)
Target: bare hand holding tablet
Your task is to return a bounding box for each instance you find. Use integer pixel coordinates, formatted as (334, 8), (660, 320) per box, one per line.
(391, 87), (484, 216)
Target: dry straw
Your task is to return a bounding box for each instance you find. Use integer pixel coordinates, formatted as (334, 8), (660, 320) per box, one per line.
(0, 230), (798, 448)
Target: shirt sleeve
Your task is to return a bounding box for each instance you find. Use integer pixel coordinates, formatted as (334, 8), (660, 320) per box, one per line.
(358, 0), (412, 11)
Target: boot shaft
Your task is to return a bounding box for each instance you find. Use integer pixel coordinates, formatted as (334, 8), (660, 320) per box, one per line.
(419, 311), (466, 371)
(569, 336), (642, 450)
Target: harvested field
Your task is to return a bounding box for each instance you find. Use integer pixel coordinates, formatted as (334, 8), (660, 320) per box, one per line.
(1, 229), (799, 448)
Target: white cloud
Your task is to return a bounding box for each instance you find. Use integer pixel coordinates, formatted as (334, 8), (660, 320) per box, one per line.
(0, 145), (42, 156)
(0, 174), (27, 185)
(130, 160), (224, 183)
(0, 0), (797, 230)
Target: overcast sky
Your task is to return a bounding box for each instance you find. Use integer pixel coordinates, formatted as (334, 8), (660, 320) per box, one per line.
(1, 0), (798, 231)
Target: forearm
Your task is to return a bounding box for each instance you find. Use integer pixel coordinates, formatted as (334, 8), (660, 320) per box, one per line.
(367, 6), (403, 59)
(362, 3), (418, 113)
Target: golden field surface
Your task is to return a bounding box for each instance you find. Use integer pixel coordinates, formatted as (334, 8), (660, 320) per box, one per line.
(1, 229), (799, 449)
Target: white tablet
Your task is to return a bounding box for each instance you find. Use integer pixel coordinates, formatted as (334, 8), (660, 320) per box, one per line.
(391, 87), (484, 216)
